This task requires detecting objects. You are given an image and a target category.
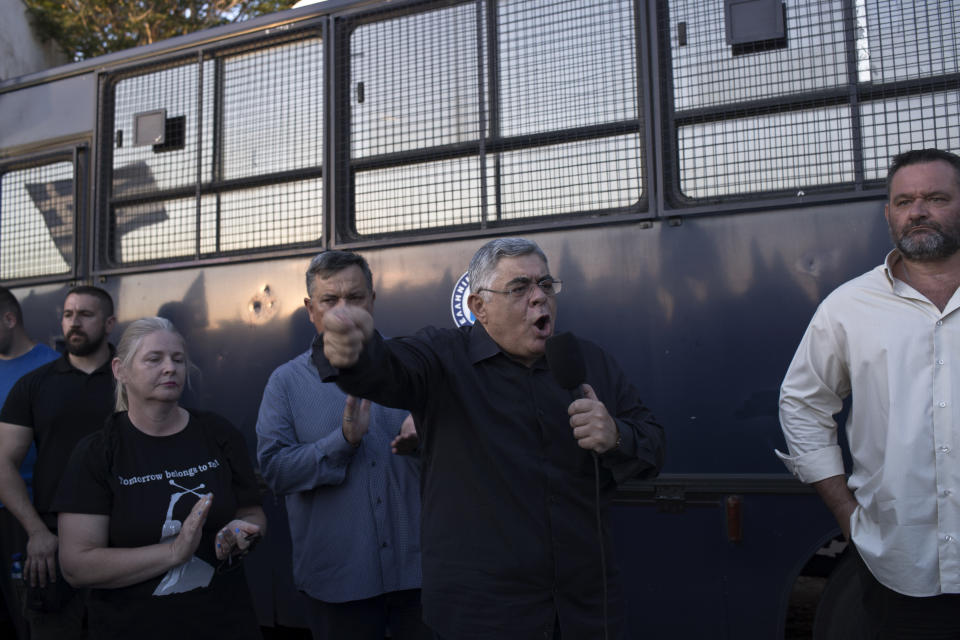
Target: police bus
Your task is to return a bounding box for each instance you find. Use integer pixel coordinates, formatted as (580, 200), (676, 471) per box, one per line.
(1, 0), (957, 636)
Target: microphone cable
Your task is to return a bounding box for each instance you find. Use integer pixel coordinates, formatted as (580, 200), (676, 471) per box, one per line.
(592, 450), (609, 640)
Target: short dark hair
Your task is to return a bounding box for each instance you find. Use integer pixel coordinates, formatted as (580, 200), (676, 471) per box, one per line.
(66, 286), (115, 317)
(305, 251), (374, 296)
(887, 149), (960, 196)
(0, 287), (23, 324)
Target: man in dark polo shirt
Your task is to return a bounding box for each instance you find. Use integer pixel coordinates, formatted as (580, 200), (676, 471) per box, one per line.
(0, 286), (116, 640)
(317, 237), (665, 639)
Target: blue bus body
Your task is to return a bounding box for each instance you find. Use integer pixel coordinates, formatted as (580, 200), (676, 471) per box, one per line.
(1, 0), (955, 636)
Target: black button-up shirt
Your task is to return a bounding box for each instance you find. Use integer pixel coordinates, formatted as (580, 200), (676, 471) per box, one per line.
(316, 324), (664, 639)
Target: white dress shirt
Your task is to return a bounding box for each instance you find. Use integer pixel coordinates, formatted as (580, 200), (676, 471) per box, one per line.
(778, 250), (960, 596)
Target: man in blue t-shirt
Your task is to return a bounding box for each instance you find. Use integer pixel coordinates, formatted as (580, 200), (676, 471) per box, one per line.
(0, 287), (58, 640)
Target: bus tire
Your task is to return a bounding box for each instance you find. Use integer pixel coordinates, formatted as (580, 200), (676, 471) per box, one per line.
(812, 550), (870, 640)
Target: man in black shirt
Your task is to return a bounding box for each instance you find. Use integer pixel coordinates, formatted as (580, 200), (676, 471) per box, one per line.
(0, 286), (117, 640)
(318, 237), (664, 639)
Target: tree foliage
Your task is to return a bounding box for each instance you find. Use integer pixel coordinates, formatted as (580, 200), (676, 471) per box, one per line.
(25, 0), (298, 62)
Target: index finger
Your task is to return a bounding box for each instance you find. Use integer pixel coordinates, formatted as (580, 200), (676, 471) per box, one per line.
(344, 395), (358, 418)
(25, 557), (40, 588)
(189, 493), (214, 528)
(45, 554), (57, 584)
(357, 398), (371, 421)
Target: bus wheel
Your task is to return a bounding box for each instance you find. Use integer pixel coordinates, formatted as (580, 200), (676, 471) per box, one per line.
(812, 550), (868, 640)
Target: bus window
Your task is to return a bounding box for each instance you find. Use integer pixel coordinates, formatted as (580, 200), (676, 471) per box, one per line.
(350, 5), (481, 159)
(665, 0), (960, 203)
(862, 1), (960, 85)
(345, 0), (646, 239)
(669, 1), (848, 112)
(497, 0), (638, 136)
(496, 136), (643, 219)
(222, 38), (323, 180)
(112, 62), (213, 196)
(102, 32), (323, 266)
(860, 92), (960, 182)
(678, 106), (854, 198)
(113, 196), (215, 263)
(0, 160), (74, 280)
(354, 158), (484, 236)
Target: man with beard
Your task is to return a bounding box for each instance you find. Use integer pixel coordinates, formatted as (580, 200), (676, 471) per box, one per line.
(778, 148), (960, 637)
(317, 237), (664, 639)
(0, 287), (59, 640)
(0, 286), (116, 639)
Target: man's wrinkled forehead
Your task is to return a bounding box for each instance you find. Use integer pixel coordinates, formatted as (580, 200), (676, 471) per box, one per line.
(492, 254), (550, 282)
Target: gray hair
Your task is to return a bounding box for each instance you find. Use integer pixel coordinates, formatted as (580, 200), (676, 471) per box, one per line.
(305, 250), (374, 296)
(114, 317), (190, 412)
(468, 238), (549, 296)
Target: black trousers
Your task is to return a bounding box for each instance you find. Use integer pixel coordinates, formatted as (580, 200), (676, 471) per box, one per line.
(0, 508), (28, 640)
(855, 549), (960, 639)
(302, 588), (433, 640)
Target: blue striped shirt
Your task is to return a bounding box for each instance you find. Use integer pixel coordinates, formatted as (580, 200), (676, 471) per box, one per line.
(255, 346), (422, 603)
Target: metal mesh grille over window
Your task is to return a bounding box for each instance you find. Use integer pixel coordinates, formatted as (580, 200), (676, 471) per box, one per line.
(102, 34), (323, 266)
(662, 0), (960, 202)
(0, 160), (74, 280)
(341, 0), (646, 239)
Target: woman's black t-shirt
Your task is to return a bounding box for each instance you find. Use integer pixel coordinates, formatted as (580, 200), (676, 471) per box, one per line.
(53, 409), (262, 639)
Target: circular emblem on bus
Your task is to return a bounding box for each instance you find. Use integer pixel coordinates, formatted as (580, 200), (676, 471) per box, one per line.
(450, 271), (475, 327)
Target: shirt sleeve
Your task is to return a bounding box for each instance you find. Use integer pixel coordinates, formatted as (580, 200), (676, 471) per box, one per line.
(50, 432), (113, 516)
(255, 368), (358, 496)
(584, 342), (665, 484)
(320, 329), (441, 412)
(777, 303), (850, 483)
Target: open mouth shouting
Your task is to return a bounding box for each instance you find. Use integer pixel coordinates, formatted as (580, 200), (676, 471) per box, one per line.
(533, 312), (553, 338)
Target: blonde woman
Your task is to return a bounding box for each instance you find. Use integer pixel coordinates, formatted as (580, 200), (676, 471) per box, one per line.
(53, 317), (265, 639)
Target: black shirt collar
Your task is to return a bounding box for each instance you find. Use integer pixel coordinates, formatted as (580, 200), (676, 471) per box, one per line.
(52, 344), (117, 375)
(467, 322), (548, 370)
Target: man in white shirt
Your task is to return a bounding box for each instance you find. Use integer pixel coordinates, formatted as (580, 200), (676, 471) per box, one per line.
(779, 148), (960, 637)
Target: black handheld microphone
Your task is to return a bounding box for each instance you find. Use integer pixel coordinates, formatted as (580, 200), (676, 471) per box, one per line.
(545, 332), (586, 398)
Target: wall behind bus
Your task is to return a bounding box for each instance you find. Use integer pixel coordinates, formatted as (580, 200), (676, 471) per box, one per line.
(0, 0), (67, 82)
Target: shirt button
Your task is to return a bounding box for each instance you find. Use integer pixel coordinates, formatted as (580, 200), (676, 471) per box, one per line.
(940, 446), (951, 453)
(938, 359), (945, 365)
(946, 535), (954, 543)
(944, 489), (952, 497)
(382, 542), (388, 548)
(940, 402), (948, 408)
(938, 320), (944, 326)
